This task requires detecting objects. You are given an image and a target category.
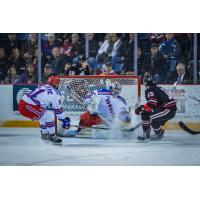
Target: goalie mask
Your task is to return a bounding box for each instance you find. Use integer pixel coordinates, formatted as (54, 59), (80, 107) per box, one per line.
(109, 82), (122, 95)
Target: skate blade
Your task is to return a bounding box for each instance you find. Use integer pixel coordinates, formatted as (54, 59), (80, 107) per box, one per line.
(52, 141), (62, 145)
(136, 139), (149, 143)
(150, 135), (164, 141)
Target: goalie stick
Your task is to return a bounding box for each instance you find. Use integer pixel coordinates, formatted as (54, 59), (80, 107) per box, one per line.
(59, 122), (142, 138)
(178, 121), (200, 135)
(92, 122), (142, 132)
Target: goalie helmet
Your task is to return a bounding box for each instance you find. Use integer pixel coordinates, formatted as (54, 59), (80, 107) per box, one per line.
(109, 82), (122, 95)
(143, 72), (155, 86)
(48, 76), (60, 87)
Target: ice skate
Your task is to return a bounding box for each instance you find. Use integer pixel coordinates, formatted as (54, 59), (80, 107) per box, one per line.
(48, 134), (62, 144)
(137, 128), (150, 142)
(41, 132), (49, 140)
(150, 129), (164, 141)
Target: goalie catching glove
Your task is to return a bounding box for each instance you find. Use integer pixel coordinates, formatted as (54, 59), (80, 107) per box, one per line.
(60, 117), (71, 129)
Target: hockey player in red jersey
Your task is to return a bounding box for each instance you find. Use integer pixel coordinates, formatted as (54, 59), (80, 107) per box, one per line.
(18, 76), (70, 144)
(135, 72), (177, 141)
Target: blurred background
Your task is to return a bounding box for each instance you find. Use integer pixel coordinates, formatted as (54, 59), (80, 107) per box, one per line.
(0, 33), (199, 85)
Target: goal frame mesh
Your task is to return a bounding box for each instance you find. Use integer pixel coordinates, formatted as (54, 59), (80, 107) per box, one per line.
(59, 75), (141, 112)
(56, 75), (141, 131)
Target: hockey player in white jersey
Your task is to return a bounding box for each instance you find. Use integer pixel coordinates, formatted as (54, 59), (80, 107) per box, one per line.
(18, 76), (70, 144)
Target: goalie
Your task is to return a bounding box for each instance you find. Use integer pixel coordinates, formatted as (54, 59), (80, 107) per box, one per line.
(80, 82), (131, 127)
(60, 82), (133, 137)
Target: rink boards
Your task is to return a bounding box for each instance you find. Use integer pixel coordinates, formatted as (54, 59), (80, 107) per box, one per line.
(0, 84), (200, 130)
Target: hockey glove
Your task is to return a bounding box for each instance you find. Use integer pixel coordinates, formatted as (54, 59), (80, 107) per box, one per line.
(135, 105), (144, 115)
(61, 117), (71, 129)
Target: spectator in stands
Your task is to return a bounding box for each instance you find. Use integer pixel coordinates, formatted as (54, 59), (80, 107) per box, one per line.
(99, 61), (117, 76)
(16, 59), (37, 83)
(21, 33), (38, 61)
(149, 33), (165, 45)
(97, 33), (115, 64)
(56, 33), (69, 45)
(51, 47), (72, 74)
(43, 33), (61, 62)
(70, 33), (84, 62)
(60, 34), (72, 56)
(159, 33), (181, 82)
(123, 33), (134, 74)
(110, 33), (125, 74)
(87, 33), (99, 71)
(8, 47), (26, 74)
(64, 63), (80, 75)
(137, 47), (146, 78)
(97, 33), (125, 73)
(62, 62), (72, 75)
(18, 34), (29, 41)
(79, 59), (91, 75)
(0, 48), (9, 83)
(4, 33), (20, 57)
(149, 43), (167, 83)
(3, 66), (20, 84)
(41, 63), (53, 83)
(172, 63), (192, 84)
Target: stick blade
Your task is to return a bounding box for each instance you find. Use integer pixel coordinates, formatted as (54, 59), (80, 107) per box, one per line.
(178, 121), (200, 135)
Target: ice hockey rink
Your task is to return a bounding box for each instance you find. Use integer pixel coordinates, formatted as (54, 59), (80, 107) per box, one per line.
(0, 127), (200, 166)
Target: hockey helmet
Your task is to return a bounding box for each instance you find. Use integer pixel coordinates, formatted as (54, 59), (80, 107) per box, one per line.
(109, 82), (122, 95)
(143, 72), (155, 86)
(48, 76), (60, 87)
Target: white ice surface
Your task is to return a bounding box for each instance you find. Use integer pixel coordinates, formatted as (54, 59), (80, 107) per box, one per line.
(0, 128), (200, 166)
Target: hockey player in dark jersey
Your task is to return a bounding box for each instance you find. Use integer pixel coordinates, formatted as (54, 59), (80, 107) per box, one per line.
(135, 72), (177, 141)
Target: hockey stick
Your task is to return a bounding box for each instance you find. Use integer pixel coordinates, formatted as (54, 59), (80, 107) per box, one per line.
(178, 121), (200, 135)
(92, 122), (142, 132)
(126, 122), (142, 131)
(172, 82), (200, 103)
(181, 93), (200, 103)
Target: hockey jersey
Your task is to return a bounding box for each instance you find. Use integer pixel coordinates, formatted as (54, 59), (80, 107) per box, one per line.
(145, 85), (177, 110)
(84, 89), (127, 122)
(22, 84), (65, 120)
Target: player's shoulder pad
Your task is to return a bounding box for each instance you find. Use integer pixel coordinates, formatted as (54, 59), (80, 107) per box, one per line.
(117, 95), (127, 105)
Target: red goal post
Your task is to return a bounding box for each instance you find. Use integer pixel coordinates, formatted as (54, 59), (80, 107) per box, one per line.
(58, 75), (141, 115)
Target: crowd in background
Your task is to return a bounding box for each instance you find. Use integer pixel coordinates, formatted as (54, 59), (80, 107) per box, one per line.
(0, 33), (199, 84)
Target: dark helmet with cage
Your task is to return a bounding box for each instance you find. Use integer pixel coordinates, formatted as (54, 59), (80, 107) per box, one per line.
(143, 72), (155, 87)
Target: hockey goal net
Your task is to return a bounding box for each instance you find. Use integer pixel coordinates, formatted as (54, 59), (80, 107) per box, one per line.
(58, 75), (141, 122)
